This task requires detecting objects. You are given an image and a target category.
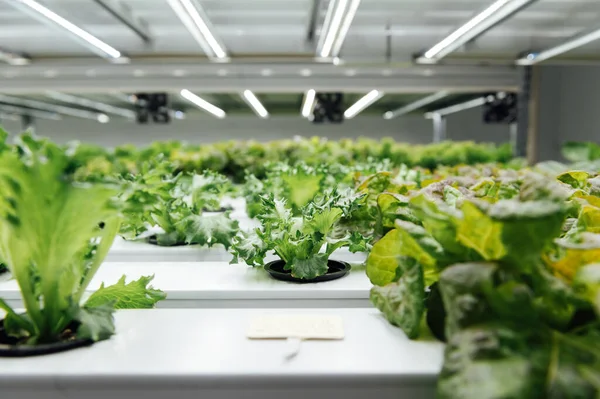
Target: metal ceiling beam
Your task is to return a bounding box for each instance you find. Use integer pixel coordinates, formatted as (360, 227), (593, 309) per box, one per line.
(0, 94), (108, 121)
(0, 75), (518, 94)
(0, 104), (61, 120)
(45, 91), (136, 119)
(92, 0), (152, 43)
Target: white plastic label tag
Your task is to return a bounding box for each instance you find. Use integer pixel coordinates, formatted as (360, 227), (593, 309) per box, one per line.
(246, 315), (344, 340)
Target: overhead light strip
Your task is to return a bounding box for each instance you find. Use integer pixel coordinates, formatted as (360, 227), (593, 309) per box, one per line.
(46, 91), (136, 119)
(301, 89), (316, 118)
(180, 89), (226, 118)
(418, 0), (537, 63)
(425, 97), (488, 118)
(344, 90), (384, 119)
(12, 0), (124, 60)
(331, 0), (361, 57)
(517, 27), (600, 65)
(318, 0), (361, 58)
(0, 94), (109, 122)
(383, 91), (449, 119)
(167, 0), (228, 60)
(242, 90), (269, 119)
(0, 104), (61, 120)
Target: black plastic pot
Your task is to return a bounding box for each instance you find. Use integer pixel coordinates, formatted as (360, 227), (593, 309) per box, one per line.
(146, 236), (191, 247)
(264, 259), (351, 283)
(202, 206), (232, 213)
(0, 320), (94, 357)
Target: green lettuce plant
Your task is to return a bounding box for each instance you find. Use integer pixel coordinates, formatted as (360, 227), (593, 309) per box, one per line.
(367, 169), (600, 398)
(231, 188), (368, 279)
(0, 132), (164, 345)
(120, 162), (238, 247)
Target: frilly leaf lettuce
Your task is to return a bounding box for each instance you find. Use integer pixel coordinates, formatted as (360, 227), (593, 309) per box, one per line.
(370, 256), (425, 339)
(85, 275), (166, 309)
(231, 188), (367, 279)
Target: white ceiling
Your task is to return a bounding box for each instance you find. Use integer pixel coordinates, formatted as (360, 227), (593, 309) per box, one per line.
(0, 0), (599, 61)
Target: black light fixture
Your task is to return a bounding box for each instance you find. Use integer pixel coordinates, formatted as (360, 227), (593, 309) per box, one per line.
(134, 93), (171, 124)
(312, 93), (344, 124)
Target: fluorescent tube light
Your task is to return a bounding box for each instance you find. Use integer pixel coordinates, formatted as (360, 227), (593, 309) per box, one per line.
(419, 0), (537, 62)
(167, 0), (228, 60)
(46, 91), (136, 119)
(383, 91), (449, 119)
(12, 0), (123, 60)
(301, 89), (316, 118)
(318, 0), (362, 58)
(330, 0), (361, 57)
(180, 89), (226, 118)
(242, 90), (269, 119)
(425, 97), (488, 118)
(0, 94), (109, 121)
(517, 28), (600, 65)
(0, 104), (61, 120)
(344, 90), (384, 119)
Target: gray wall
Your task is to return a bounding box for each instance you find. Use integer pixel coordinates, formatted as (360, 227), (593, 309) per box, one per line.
(537, 65), (600, 162)
(0, 107), (510, 148)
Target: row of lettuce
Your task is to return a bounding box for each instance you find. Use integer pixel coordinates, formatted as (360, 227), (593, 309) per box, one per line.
(1, 128), (599, 397)
(73, 136), (515, 182)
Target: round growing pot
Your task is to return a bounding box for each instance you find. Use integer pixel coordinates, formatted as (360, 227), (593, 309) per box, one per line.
(0, 320), (94, 357)
(264, 259), (351, 283)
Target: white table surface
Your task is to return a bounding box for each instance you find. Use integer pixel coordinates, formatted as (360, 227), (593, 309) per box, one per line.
(0, 308), (443, 399)
(0, 261), (373, 308)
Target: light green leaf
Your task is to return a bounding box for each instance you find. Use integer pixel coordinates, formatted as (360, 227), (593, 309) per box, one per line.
(290, 253), (329, 280)
(85, 275), (166, 309)
(70, 302), (115, 342)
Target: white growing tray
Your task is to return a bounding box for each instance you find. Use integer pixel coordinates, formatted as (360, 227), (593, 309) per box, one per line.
(0, 308), (443, 399)
(0, 261), (373, 309)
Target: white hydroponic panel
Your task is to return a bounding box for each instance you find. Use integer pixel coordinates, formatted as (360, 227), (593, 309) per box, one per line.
(0, 308), (443, 399)
(0, 261), (372, 309)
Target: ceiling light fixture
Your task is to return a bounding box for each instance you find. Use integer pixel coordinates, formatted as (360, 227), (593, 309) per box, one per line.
(516, 27), (600, 65)
(417, 0), (537, 63)
(167, 0), (228, 61)
(318, 0), (361, 58)
(383, 91), (449, 119)
(344, 90), (384, 119)
(45, 91), (136, 119)
(11, 0), (125, 60)
(180, 89), (226, 118)
(241, 90), (269, 119)
(424, 97), (489, 118)
(301, 89), (316, 118)
(0, 47), (31, 66)
(0, 94), (109, 121)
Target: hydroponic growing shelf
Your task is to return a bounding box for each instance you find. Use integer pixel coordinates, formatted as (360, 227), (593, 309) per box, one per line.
(1, 135), (598, 399)
(0, 308), (444, 399)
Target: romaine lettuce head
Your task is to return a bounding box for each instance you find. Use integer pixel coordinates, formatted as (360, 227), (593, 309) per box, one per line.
(0, 133), (123, 344)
